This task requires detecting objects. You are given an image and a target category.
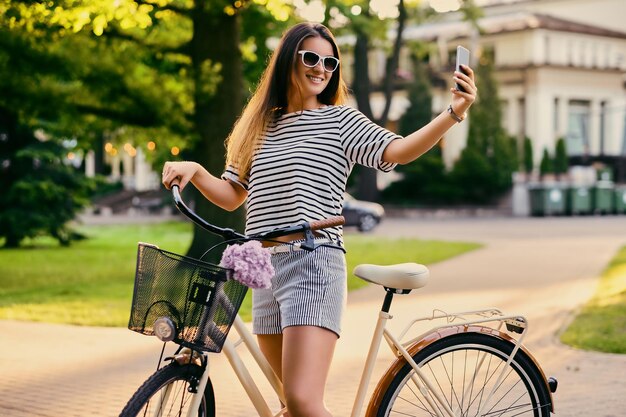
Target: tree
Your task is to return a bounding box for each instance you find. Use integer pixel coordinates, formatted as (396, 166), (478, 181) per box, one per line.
(326, 0), (482, 202)
(0, 0), (194, 246)
(554, 137), (568, 179)
(398, 53), (433, 137)
(0, 0), (292, 253)
(0, 116), (94, 247)
(0, 7), (103, 247)
(523, 137), (534, 174)
(346, 0), (408, 201)
(450, 48), (517, 203)
(539, 148), (553, 179)
(183, 1), (293, 259)
(382, 52), (449, 204)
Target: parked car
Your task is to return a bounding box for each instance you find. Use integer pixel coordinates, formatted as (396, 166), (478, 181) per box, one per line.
(341, 193), (385, 232)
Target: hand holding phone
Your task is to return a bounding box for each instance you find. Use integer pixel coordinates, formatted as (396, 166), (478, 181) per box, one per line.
(455, 45), (470, 93)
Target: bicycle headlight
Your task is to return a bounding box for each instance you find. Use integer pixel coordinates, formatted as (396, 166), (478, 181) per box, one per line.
(154, 317), (176, 342)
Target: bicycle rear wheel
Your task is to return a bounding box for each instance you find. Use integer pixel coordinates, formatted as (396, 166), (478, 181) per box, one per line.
(120, 362), (215, 417)
(374, 333), (552, 417)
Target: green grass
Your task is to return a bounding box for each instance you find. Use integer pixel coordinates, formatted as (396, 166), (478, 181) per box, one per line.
(0, 223), (480, 327)
(343, 235), (479, 291)
(560, 245), (626, 354)
(0, 222), (193, 327)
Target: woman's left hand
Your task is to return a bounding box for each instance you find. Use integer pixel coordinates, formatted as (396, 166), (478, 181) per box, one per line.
(450, 64), (477, 116)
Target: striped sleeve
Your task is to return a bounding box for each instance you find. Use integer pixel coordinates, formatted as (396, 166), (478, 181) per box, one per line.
(221, 164), (249, 191)
(338, 106), (401, 172)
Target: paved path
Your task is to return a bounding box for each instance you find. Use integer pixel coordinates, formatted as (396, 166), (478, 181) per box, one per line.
(1, 216), (626, 416)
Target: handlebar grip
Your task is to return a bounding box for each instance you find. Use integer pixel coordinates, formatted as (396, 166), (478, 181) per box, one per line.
(309, 216), (345, 231)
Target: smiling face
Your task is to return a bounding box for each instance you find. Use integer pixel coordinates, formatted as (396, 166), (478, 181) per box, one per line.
(287, 36), (337, 113)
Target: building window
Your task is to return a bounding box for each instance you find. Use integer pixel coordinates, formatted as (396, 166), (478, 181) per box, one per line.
(566, 100), (591, 156)
(554, 97), (560, 137)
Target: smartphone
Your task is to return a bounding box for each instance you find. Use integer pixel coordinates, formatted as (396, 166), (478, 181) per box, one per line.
(455, 45), (470, 92)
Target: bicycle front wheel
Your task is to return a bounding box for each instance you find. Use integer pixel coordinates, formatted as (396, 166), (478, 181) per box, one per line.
(374, 332), (552, 417)
(120, 362), (215, 417)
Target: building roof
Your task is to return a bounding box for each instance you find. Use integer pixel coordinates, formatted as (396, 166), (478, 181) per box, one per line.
(401, 11), (626, 42)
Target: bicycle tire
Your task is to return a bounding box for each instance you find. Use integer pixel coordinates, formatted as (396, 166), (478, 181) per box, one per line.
(374, 332), (552, 417)
(120, 362), (215, 417)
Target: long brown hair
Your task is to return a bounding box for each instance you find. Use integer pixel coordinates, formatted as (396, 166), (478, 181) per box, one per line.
(225, 22), (349, 180)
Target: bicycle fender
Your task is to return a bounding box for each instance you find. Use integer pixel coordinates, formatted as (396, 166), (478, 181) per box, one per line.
(364, 325), (554, 416)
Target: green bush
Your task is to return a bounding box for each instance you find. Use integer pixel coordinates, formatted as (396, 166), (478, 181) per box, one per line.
(383, 56), (456, 205)
(539, 148), (553, 178)
(450, 146), (496, 203)
(523, 137), (533, 174)
(382, 146), (454, 204)
(554, 137), (568, 177)
(382, 48), (516, 206)
(0, 125), (94, 247)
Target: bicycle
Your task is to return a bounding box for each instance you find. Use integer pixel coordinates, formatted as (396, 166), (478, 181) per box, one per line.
(120, 184), (558, 417)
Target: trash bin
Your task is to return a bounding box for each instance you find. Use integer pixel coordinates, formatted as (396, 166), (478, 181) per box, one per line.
(593, 181), (614, 214)
(567, 186), (593, 215)
(615, 186), (626, 214)
(529, 184), (566, 216)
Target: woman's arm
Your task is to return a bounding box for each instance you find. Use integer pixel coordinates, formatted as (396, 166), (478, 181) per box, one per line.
(383, 65), (477, 165)
(162, 161), (247, 212)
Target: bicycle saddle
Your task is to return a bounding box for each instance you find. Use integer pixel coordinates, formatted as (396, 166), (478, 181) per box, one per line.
(353, 263), (429, 290)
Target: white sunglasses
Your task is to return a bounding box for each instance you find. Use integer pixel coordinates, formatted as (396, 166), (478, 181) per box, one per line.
(297, 50), (340, 73)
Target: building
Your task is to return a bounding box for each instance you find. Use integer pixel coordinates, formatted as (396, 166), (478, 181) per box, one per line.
(346, 0), (626, 181)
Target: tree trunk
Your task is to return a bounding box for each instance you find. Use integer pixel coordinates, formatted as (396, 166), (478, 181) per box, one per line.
(353, 33), (374, 121)
(378, 0), (406, 128)
(186, 3), (244, 261)
(352, 32), (379, 201)
(352, 1), (406, 202)
(95, 133), (105, 175)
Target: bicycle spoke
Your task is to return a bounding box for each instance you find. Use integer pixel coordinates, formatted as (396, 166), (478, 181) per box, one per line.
(426, 361), (454, 414)
(141, 379), (197, 417)
(482, 367), (523, 416)
(468, 354), (506, 415)
(463, 347), (481, 416)
(484, 375), (523, 416)
(438, 353), (464, 412)
(394, 394), (438, 417)
(380, 337), (547, 417)
(399, 376), (439, 416)
(481, 401), (536, 417)
(460, 350), (467, 416)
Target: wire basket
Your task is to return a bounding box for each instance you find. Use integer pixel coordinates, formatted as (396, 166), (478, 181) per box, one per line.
(128, 243), (248, 353)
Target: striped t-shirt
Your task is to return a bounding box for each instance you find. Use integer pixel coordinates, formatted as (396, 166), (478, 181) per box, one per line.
(222, 105), (401, 245)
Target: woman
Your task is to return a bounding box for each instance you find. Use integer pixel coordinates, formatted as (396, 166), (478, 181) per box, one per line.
(162, 22), (476, 417)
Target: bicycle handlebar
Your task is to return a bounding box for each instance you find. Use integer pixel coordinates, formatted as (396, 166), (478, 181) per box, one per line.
(172, 184), (246, 241)
(171, 183), (345, 245)
(309, 216), (345, 231)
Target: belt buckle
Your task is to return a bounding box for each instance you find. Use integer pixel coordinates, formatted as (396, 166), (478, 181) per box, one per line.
(268, 241), (303, 255)
(266, 238), (334, 255)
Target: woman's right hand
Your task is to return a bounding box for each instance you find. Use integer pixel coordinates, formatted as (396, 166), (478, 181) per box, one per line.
(161, 161), (200, 190)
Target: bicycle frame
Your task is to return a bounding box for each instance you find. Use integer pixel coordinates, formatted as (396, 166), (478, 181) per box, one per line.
(159, 186), (552, 416)
(184, 302), (544, 417)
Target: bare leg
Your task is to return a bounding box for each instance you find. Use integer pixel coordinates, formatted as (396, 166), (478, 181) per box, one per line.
(258, 334), (290, 416)
(281, 326), (337, 417)
(258, 333), (284, 380)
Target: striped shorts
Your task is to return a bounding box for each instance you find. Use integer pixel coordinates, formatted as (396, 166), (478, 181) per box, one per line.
(252, 244), (347, 337)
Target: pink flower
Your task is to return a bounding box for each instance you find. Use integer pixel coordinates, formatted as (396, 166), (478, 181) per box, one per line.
(219, 241), (274, 289)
